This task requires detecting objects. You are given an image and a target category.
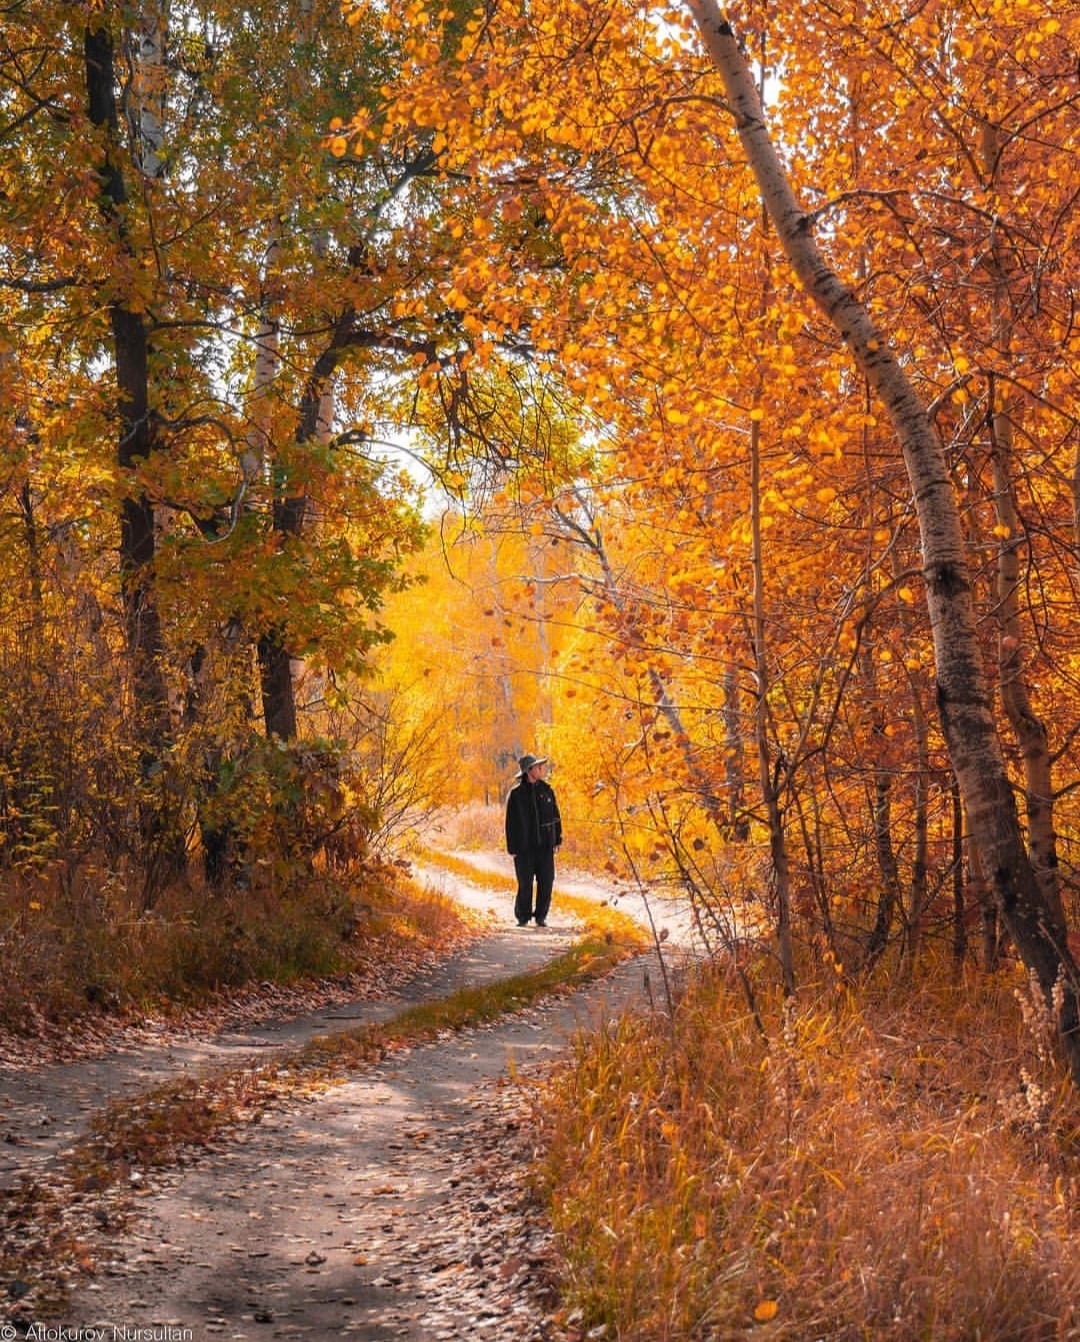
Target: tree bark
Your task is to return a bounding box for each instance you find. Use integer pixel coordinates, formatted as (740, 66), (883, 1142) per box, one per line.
(85, 14), (181, 899)
(988, 395), (1064, 930)
(749, 415), (795, 993)
(862, 642), (901, 970)
(949, 776), (968, 973)
(975, 115), (1064, 937)
(257, 332), (338, 740)
(685, 1), (1080, 1080)
(722, 666), (749, 840)
(86, 23), (169, 741)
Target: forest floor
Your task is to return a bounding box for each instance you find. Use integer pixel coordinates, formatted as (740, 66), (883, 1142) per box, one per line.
(1, 853), (693, 1341)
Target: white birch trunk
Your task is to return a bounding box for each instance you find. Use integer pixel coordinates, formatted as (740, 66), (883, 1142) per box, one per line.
(126, 2), (167, 180)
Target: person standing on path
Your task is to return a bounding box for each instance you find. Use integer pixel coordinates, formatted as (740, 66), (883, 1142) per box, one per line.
(505, 752), (563, 927)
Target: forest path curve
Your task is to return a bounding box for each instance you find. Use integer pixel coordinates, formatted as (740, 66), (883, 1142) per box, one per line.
(0, 865), (539, 1194)
(56, 944), (661, 1341)
(3, 853), (687, 1338)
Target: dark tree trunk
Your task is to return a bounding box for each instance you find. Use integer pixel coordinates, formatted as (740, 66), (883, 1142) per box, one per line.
(85, 20), (180, 897)
(256, 328), (345, 740)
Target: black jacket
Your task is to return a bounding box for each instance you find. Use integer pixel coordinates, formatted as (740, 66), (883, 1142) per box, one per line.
(505, 777), (563, 855)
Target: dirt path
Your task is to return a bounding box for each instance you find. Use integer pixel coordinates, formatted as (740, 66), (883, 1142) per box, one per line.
(2, 856), (689, 1339)
(59, 950), (661, 1341)
(0, 856), (516, 1192)
(0, 927), (556, 1195)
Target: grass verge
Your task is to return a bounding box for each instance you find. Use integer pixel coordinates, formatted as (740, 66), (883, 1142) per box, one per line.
(535, 955), (1080, 1341)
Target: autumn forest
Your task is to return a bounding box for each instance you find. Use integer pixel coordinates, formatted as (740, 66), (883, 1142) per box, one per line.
(4, 0), (1080, 1334)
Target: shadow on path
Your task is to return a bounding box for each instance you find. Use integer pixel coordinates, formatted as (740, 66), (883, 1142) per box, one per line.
(61, 950), (662, 1341)
(0, 923), (568, 1193)
(3, 851), (691, 1339)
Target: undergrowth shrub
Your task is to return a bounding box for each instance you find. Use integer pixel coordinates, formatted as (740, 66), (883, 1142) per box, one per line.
(0, 858), (464, 1031)
(537, 955), (1080, 1340)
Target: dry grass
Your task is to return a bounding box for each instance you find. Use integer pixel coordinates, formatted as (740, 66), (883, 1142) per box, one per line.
(419, 803), (503, 851)
(537, 956), (1080, 1341)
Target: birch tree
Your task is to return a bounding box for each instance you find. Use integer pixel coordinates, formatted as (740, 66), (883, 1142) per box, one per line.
(684, 0), (1080, 1080)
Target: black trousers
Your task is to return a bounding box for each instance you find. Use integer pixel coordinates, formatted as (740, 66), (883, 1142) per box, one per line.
(513, 848), (555, 924)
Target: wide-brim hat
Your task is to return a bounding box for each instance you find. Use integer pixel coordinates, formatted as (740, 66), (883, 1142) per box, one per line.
(516, 753), (548, 776)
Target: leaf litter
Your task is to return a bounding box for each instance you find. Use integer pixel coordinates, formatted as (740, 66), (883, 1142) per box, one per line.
(1, 864), (667, 1340)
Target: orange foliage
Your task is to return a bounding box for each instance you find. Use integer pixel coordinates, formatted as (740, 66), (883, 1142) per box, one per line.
(368, 0), (1080, 967)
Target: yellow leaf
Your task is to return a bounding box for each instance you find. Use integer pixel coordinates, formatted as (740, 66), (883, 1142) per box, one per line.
(754, 1299), (779, 1322)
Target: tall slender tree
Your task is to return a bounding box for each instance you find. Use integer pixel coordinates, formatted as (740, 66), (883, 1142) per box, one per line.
(683, 0), (1080, 1078)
